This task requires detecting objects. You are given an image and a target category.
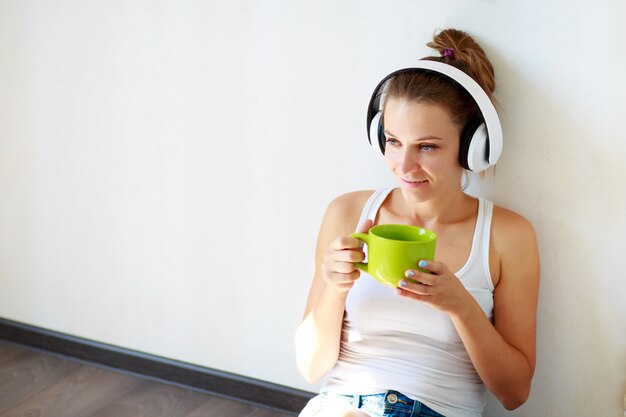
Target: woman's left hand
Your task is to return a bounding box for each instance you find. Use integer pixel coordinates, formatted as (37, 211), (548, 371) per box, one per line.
(395, 259), (472, 316)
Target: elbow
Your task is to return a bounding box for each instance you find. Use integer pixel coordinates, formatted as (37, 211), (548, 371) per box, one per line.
(294, 327), (335, 385)
(294, 344), (324, 384)
(502, 398), (526, 411)
(493, 363), (534, 410)
(298, 367), (322, 385)
(296, 358), (327, 385)
(295, 350), (334, 385)
(500, 386), (530, 410)
(295, 336), (320, 384)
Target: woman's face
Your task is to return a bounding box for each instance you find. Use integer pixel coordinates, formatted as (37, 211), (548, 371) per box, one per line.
(382, 97), (464, 203)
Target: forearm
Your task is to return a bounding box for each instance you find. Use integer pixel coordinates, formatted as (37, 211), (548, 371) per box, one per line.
(451, 299), (534, 410)
(295, 286), (348, 384)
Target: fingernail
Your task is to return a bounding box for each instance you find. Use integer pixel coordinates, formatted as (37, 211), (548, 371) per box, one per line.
(398, 280), (408, 287)
(418, 260), (428, 268)
(405, 270), (415, 278)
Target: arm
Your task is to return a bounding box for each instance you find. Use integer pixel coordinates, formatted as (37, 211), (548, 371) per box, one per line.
(294, 191), (373, 384)
(454, 211), (539, 408)
(396, 208), (540, 409)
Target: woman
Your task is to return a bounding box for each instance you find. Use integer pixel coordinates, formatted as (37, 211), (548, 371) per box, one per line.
(295, 29), (540, 417)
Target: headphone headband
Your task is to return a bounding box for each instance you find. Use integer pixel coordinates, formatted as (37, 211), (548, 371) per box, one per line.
(366, 60), (503, 171)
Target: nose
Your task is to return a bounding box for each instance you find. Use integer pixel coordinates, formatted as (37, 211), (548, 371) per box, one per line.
(398, 147), (419, 174)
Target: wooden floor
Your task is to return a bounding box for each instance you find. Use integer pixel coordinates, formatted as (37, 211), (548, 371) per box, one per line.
(0, 340), (294, 417)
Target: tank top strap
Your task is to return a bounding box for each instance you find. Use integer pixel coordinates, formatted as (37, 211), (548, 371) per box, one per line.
(356, 188), (395, 231)
(463, 198), (494, 291)
(478, 198), (495, 291)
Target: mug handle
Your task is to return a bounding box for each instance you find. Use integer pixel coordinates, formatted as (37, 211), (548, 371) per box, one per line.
(350, 232), (369, 274)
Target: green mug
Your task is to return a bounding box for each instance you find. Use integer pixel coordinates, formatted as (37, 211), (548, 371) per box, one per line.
(351, 224), (437, 288)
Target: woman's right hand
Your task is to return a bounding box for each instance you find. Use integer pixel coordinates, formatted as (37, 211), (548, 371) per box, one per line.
(322, 219), (373, 292)
(296, 192), (374, 383)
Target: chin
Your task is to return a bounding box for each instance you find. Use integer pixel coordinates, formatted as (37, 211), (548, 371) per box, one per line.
(399, 186), (432, 203)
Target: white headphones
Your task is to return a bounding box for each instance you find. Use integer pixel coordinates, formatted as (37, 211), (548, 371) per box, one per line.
(366, 60), (503, 172)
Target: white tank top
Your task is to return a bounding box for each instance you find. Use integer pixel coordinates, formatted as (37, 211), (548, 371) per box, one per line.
(321, 188), (495, 417)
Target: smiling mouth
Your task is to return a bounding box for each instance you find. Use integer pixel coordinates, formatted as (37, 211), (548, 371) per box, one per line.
(402, 178), (428, 185)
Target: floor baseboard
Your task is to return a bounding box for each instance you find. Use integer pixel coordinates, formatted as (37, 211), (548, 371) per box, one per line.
(0, 317), (313, 415)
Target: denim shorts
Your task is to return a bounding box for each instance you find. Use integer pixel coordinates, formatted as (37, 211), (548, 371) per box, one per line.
(299, 390), (445, 417)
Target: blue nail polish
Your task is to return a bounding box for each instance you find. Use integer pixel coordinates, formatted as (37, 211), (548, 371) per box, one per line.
(399, 280), (408, 287)
(418, 260), (428, 268)
(406, 270), (415, 278)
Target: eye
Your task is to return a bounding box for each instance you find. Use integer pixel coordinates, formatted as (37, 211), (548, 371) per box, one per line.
(419, 144), (438, 152)
(385, 138), (400, 147)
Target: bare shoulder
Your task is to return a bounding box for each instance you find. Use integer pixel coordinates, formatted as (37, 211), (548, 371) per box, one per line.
(491, 204), (538, 251)
(318, 190), (375, 250)
(490, 204), (540, 290)
(326, 190), (375, 219)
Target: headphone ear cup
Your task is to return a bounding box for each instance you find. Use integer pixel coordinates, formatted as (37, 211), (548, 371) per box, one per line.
(459, 121), (476, 170)
(459, 119), (490, 172)
(377, 115), (386, 155)
(369, 111), (385, 156)
(466, 123), (490, 172)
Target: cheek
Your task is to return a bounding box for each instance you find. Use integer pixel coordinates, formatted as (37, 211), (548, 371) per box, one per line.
(423, 150), (462, 175)
(439, 143), (462, 168)
(383, 149), (401, 167)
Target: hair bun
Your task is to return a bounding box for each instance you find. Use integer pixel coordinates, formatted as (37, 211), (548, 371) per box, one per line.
(426, 29), (495, 99)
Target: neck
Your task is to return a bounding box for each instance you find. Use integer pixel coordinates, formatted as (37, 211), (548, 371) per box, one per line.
(396, 189), (475, 228)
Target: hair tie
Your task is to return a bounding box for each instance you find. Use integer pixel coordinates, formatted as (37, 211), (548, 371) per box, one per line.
(443, 48), (455, 59)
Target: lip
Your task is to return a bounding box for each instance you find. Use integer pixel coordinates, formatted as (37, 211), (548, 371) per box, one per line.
(401, 178), (428, 188)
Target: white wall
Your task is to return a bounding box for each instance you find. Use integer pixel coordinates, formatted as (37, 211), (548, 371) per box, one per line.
(0, 1), (624, 416)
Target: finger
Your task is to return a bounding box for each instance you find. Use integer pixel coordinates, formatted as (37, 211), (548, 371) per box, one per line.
(405, 269), (438, 286)
(333, 249), (366, 263)
(330, 261), (359, 274)
(327, 270), (360, 284)
(330, 236), (364, 250)
(395, 288), (433, 304)
(326, 258), (361, 274)
(398, 279), (432, 295)
(355, 219), (374, 234)
(416, 259), (446, 275)
(337, 281), (357, 291)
